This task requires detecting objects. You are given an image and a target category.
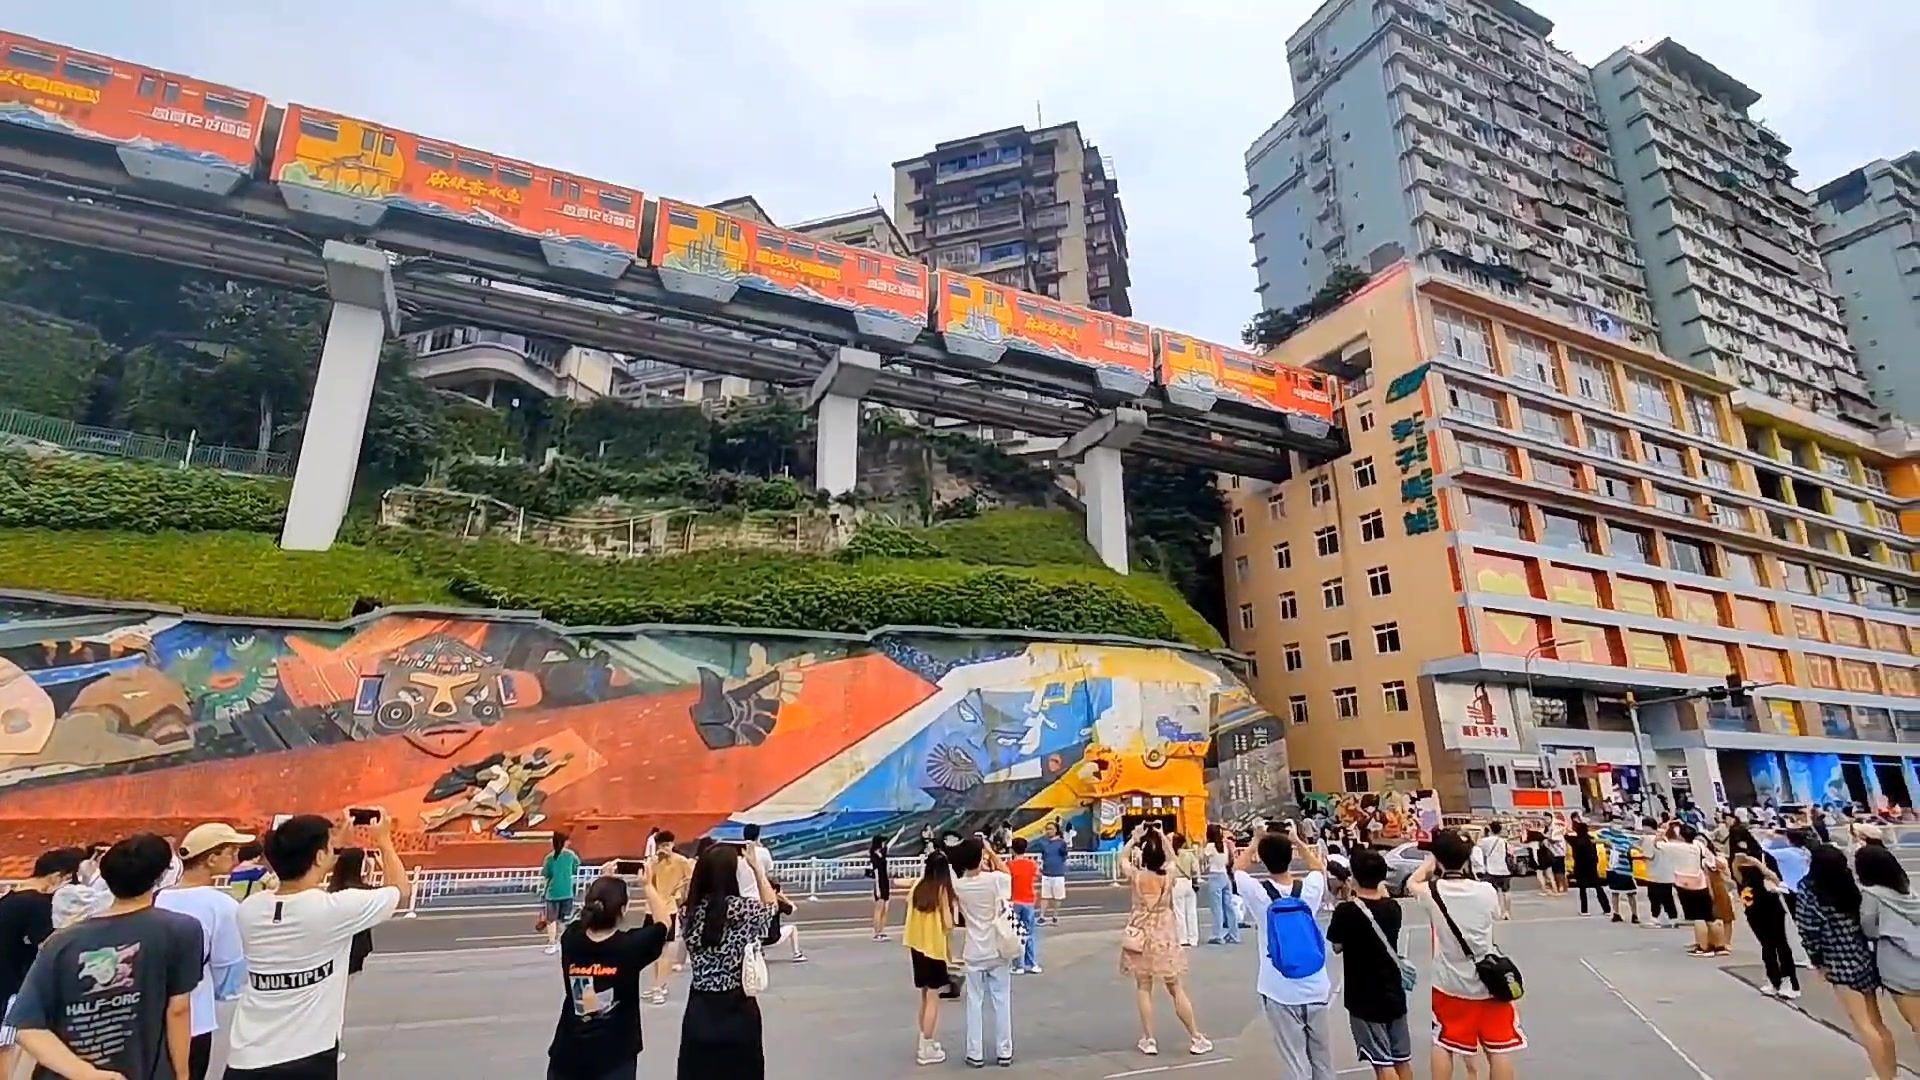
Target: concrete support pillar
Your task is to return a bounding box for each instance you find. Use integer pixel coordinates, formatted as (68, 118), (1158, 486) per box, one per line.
(1062, 408), (1147, 575)
(280, 243), (398, 551)
(807, 347), (879, 498)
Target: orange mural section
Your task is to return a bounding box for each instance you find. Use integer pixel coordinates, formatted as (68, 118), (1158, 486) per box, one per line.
(1732, 598), (1777, 635)
(1540, 564), (1601, 608)
(1870, 621), (1909, 655)
(1671, 586), (1723, 627)
(1681, 639), (1735, 677)
(1613, 578), (1662, 618)
(1792, 607), (1827, 641)
(1746, 647), (1790, 686)
(1467, 551), (1535, 598)
(1626, 631), (1675, 671)
(1830, 614), (1868, 649)
(1555, 622), (1621, 666)
(1475, 611), (1547, 655)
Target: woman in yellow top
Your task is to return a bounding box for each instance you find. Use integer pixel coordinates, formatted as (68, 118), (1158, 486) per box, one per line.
(905, 849), (960, 1067)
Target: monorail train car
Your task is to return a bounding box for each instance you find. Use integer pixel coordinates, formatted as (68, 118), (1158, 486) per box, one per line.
(651, 197), (927, 344)
(0, 29), (266, 195)
(1157, 329), (1337, 430)
(934, 272), (1154, 397)
(270, 104), (643, 280)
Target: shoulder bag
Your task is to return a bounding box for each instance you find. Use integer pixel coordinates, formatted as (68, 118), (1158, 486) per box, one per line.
(991, 895), (1023, 962)
(1428, 883), (1523, 1002)
(740, 902), (770, 996)
(1122, 874), (1173, 954)
(1356, 900), (1418, 993)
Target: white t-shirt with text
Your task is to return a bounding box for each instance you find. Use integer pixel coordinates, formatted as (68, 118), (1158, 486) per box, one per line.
(155, 885), (246, 1036)
(952, 870), (1013, 967)
(1231, 870), (1332, 1006)
(1416, 877), (1500, 1000)
(226, 886), (401, 1068)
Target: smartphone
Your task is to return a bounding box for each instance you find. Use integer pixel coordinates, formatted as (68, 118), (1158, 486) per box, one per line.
(348, 808), (382, 826)
(613, 859), (644, 876)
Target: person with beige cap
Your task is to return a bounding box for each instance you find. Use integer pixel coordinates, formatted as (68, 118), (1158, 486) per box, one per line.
(157, 822), (253, 1080)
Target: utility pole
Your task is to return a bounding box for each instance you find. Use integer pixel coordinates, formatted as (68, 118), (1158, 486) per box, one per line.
(1624, 674), (1756, 815)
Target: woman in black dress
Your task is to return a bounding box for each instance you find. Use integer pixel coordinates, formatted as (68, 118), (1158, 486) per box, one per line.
(1568, 821), (1611, 915)
(677, 842), (777, 1080)
(868, 834), (893, 942)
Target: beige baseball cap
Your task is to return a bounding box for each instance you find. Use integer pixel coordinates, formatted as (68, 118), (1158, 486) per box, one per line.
(180, 823), (255, 860)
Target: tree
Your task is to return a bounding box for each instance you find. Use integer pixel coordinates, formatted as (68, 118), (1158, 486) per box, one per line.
(1241, 264), (1371, 349)
(1125, 457), (1228, 633)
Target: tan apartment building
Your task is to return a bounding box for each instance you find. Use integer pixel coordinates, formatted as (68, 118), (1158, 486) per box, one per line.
(892, 122), (1131, 315)
(1222, 262), (1920, 818)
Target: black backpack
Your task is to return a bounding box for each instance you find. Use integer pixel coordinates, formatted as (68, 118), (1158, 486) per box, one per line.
(1429, 884), (1523, 1002)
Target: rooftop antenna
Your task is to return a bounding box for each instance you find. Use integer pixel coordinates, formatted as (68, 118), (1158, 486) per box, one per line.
(1036, 100), (1043, 128)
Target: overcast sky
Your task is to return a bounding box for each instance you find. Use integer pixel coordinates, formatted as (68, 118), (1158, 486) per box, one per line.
(17, 2), (1919, 343)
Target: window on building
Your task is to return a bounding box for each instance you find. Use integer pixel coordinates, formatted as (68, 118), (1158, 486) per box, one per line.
(1539, 509), (1598, 553)
(1627, 371), (1675, 423)
(1518, 401), (1571, 444)
(1238, 603), (1255, 630)
(1311, 473), (1334, 505)
(1292, 771), (1315, 799)
(1507, 329), (1559, 388)
(1284, 642), (1304, 671)
(1274, 542), (1292, 570)
(1861, 464), (1889, 493)
(1233, 555), (1250, 582)
(1289, 695), (1310, 725)
(1316, 525), (1341, 556)
(1383, 681), (1410, 712)
(1354, 457), (1377, 489)
(1231, 510), (1246, 536)
(1723, 549), (1760, 585)
(1432, 304), (1494, 369)
(1594, 470), (1635, 501)
(1267, 492), (1285, 520)
(1279, 592), (1299, 619)
(1323, 578), (1346, 609)
(1466, 493), (1527, 538)
(1889, 548), (1913, 572)
(1341, 748), (1370, 792)
(1568, 350), (1618, 407)
(1374, 622), (1402, 653)
(1360, 511), (1386, 542)
(1668, 536), (1714, 577)
(1608, 523), (1652, 563)
(1448, 384), (1505, 424)
(1818, 568), (1856, 603)
(1701, 457), (1734, 488)
(1653, 486), (1695, 516)
(1335, 687), (1361, 720)
(1533, 456), (1579, 489)
(1457, 438), (1515, 474)
(1367, 565), (1393, 596)
(1781, 561), (1814, 594)
(1686, 391), (1722, 439)
(1329, 634), (1353, 663)
(1586, 422), (1626, 459)
(1643, 439), (1688, 475)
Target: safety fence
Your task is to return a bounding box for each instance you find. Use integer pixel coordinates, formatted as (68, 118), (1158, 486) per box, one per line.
(0, 406), (292, 477)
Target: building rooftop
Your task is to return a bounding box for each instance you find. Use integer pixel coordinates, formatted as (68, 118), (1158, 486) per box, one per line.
(1486, 0), (1554, 37)
(1640, 38), (1761, 111)
(890, 121), (1084, 168)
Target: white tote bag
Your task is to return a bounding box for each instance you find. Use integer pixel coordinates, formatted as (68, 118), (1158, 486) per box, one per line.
(741, 938), (769, 997)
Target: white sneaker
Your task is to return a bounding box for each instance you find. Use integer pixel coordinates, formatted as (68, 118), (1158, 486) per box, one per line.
(1026, 965), (1043, 974)
(1137, 1038), (1158, 1056)
(1189, 1036), (1214, 1056)
(1010, 966), (1026, 975)
(543, 944), (559, 955)
(1780, 987), (1802, 1000)
(916, 1039), (947, 1066)
(1757, 983), (1778, 996)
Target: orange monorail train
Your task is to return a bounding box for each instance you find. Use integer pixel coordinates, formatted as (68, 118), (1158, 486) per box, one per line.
(0, 26), (1339, 427)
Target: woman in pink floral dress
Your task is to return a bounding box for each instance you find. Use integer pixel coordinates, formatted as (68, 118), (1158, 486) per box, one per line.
(1118, 827), (1213, 1057)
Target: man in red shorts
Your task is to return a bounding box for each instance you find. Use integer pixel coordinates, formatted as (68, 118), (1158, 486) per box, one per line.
(1409, 829), (1524, 1079)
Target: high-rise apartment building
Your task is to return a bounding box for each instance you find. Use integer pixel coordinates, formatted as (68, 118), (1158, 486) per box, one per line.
(892, 123), (1131, 315)
(1245, 0), (1654, 348)
(1592, 41), (1877, 429)
(1222, 261), (1920, 816)
(1815, 152), (1920, 422)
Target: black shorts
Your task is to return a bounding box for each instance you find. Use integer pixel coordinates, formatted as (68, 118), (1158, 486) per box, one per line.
(1677, 886), (1715, 923)
(873, 875), (891, 902)
(1485, 874), (1510, 893)
(910, 948), (949, 990)
(225, 1048), (337, 1079)
(1607, 872), (1637, 893)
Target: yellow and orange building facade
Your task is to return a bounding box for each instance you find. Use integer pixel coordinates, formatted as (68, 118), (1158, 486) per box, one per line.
(1222, 263), (1920, 816)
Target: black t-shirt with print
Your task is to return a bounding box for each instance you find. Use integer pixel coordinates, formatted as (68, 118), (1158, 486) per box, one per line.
(547, 920), (668, 1077)
(1324, 896), (1407, 1024)
(0, 889), (54, 1000)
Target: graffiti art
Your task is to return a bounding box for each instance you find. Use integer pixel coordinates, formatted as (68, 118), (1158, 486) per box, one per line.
(0, 599), (1286, 869)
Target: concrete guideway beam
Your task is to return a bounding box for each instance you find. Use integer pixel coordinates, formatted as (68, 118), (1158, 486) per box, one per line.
(1060, 408), (1148, 576)
(811, 347), (880, 498)
(280, 242), (399, 551)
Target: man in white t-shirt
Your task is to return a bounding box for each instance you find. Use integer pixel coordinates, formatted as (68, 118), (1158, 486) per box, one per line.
(1472, 822), (1514, 920)
(225, 809), (414, 1078)
(950, 838), (1015, 1068)
(156, 822), (252, 1079)
(1411, 829), (1524, 1080)
(1230, 825), (1334, 1080)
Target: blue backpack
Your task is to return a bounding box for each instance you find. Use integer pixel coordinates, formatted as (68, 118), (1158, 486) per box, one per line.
(1261, 879), (1326, 979)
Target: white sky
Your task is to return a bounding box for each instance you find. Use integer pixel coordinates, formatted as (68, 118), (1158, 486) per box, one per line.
(16, 1), (1920, 342)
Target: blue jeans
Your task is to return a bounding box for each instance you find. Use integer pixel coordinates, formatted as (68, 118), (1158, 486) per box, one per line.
(1012, 902), (1039, 969)
(1206, 872), (1240, 943)
(964, 960), (1013, 1062)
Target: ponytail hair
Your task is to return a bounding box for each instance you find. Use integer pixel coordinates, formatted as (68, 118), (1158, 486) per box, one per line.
(910, 850), (955, 914)
(580, 875), (627, 932)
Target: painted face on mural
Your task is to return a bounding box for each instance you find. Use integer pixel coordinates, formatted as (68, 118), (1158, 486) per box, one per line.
(162, 630), (283, 722)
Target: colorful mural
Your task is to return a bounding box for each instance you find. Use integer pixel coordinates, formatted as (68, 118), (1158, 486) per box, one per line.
(0, 601), (1278, 868)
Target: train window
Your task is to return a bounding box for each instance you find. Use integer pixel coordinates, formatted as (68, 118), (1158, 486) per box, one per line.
(161, 82), (181, 105)
(382, 135), (396, 156)
(894, 267), (921, 284)
(5, 47), (58, 74)
(568, 182), (581, 201)
(1254, 363), (1277, 376)
(1056, 308), (1087, 326)
(60, 59), (113, 86)
(596, 190), (633, 213)
(1126, 326), (1148, 343)
(497, 165), (533, 188)
(788, 240), (816, 258)
(728, 224), (742, 241)
(137, 74), (158, 98)
(761, 235), (787, 252)
(1166, 337), (1188, 354)
(947, 279), (972, 297)
(1016, 299), (1040, 317)
(298, 117), (341, 141)
(817, 248), (844, 267)
(550, 177), (564, 198)
(456, 158), (493, 179)
(667, 209), (699, 229)
(415, 145), (454, 169)
(361, 130), (378, 153)
(204, 94), (250, 120)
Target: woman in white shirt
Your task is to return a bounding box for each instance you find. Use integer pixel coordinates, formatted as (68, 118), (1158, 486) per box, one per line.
(1200, 825), (1238, 946)
(950, 839), (1016, 1068)
(1658, 822), (1728, 956)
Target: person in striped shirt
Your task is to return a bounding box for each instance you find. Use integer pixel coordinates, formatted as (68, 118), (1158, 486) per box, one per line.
(1596, 823), (1642, 925)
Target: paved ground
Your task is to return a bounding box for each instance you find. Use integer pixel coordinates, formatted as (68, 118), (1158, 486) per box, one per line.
(276, 886), (1915, 1079)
